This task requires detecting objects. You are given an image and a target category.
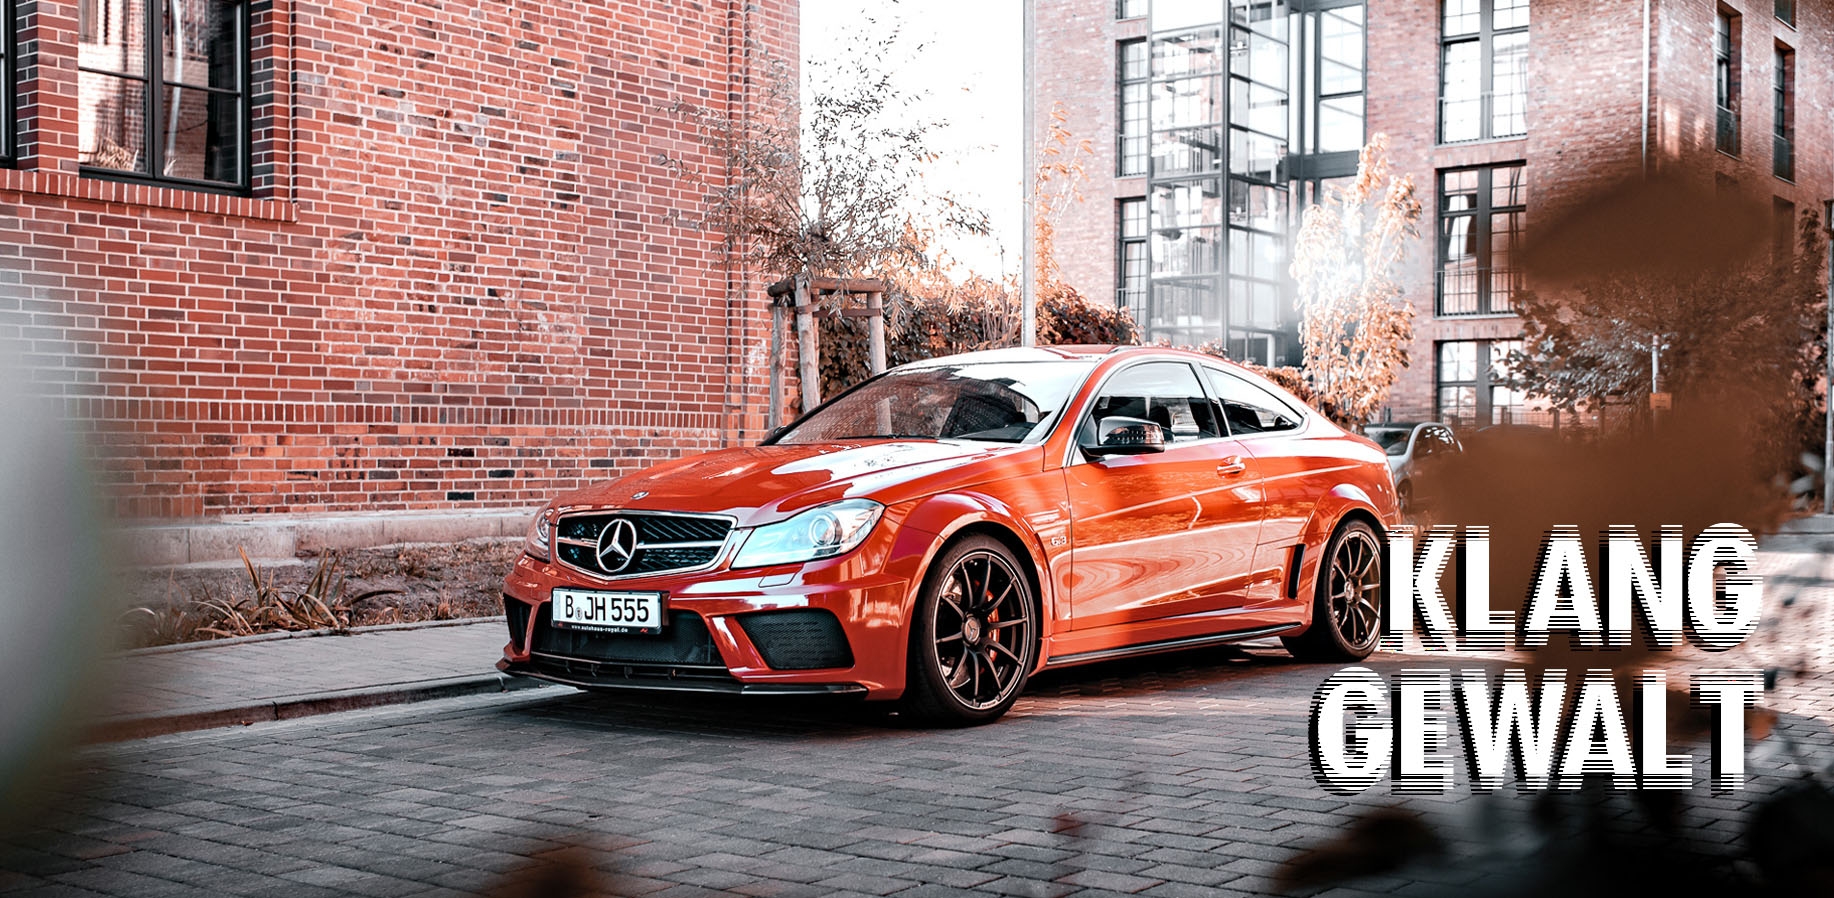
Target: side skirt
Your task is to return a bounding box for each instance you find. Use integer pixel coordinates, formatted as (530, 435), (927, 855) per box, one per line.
(1039, 622), (1302, 669)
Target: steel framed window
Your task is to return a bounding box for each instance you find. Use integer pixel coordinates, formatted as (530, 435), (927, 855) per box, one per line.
(1437, 163), (1525, 316)
(1118, 39), (1149, 177)
(1118, 0), (1146, 19)
(1117, 198), (1149, 322)
(77, 0), (251, 191)
(0, 0), (13, 166)
(1716, 10), (1740, 156)
(1436, 339), (1524, 428)
(1775, 0), (1794, 28)
(1773, 45), (1793, 181)
(1439, 0), (1528, 143)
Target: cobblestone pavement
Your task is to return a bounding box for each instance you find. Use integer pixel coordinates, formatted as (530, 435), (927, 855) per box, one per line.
(5, 536), (1831, 898)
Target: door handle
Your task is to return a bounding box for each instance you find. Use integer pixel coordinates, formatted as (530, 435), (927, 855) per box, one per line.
(1217, 456), (1246, 476)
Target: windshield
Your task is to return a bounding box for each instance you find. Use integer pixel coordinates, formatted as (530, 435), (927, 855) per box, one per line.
(1366, 427), (1412, 456)
(775, 360), (1096, 445)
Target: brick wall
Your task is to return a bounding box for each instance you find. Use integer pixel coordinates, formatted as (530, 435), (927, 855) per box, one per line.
(1034, 0), (1833, 425)
(1032, 0), (1145, 305)
(0, 0), (799, 519)
(1378, 0), (1834, 421)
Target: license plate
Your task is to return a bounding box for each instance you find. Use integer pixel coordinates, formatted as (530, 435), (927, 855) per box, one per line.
(549, 589), (665, 634)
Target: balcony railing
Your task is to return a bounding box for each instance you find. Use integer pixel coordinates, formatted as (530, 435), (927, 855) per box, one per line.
(1438, 92), (1528, 144)
(1436, 267), (1519, 317)
(1716, 106), (1740, 155)
(1774, 133), (1794, 180)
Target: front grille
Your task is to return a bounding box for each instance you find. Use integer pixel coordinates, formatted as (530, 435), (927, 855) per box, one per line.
(554, 512), (732, 579)
(531, 604), (723, 667)
(505, 595), (532, 652)
(738, 609), (854, 671)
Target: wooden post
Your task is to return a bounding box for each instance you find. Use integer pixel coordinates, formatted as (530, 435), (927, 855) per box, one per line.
(767, 299), (784, 432)
(867, 290), (886, 376)
(795, 274), (819, 413)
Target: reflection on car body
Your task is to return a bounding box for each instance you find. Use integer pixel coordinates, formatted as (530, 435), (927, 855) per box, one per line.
(500, 346), (1401, 724)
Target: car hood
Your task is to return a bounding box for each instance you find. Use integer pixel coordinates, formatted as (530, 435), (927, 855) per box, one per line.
(550, 440), (1035, 526)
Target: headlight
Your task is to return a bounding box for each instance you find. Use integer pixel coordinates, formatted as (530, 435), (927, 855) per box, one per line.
(732, 499), (884, 569)
(525, 505), (554, 561)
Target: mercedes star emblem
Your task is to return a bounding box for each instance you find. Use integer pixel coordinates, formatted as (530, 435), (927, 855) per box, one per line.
(596, 518), (640, 574)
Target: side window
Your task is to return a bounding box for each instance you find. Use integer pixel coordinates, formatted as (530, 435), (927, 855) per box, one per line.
(1084, 362), (1222, 446)
(1205, 368), (1304, 435)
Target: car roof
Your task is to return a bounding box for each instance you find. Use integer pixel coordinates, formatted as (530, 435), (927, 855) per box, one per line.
(901, 344), (1231, 367)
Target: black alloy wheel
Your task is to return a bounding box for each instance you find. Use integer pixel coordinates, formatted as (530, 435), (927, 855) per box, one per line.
(903, 535), (1037, 724)
(1283, 520), (1383, 662)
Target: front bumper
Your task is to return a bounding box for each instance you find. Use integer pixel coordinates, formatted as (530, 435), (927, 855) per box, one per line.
(498, 535), (919, 701)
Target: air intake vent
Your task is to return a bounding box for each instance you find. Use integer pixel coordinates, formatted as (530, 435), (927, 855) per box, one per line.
(738, 609), (854, 671)
(504, 595), (532, 652)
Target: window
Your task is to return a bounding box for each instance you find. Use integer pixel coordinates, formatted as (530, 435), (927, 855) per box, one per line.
(79, 0), (249, 189)
(1436, 339), (1524, 427)
(1775, 0), (1795, 27)
(1309, 5), (1366, 155)
(1117, 198), (1148, 322)
(1773, 45), (1793, 180)
(1118, 39), (1149, 177)
(1119, 0), (1147, 19)
(1085, 362), (1223, 447)
(1716, 11), (1740, 156)
(1437, 164), (1525, 316)
(1440, 0), (1528, 143)
(0, 0), (13, 164)
(1205, 367), (1302, 434)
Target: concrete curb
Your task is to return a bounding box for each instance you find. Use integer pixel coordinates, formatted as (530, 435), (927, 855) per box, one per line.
(89, 672), (559, 743)
(121, 615), (507, 657)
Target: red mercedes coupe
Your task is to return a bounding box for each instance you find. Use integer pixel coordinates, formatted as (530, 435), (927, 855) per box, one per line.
(500, 346), (1399, 723)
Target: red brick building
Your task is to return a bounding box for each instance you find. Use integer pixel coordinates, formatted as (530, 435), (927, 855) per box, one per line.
(1032, 0), (1831, 428)
(1, 0), (796, 522)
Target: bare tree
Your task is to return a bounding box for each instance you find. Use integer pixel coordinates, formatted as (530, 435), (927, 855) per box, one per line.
(672, 25), (985, 290)
(1289, 135), (1422, 427)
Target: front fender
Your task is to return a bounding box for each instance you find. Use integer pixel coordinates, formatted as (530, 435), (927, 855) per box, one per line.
(887, 492), (1062, 666)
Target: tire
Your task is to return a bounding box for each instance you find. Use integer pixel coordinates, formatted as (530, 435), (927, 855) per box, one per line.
(1282, 519), (1383, 662)
(902, 535), (1039, 725)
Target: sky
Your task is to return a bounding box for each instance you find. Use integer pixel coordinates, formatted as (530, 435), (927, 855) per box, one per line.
(801, 1), (1024, 279)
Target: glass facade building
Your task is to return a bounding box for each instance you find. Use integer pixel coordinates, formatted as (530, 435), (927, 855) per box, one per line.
(1134, 0), (1366, 365)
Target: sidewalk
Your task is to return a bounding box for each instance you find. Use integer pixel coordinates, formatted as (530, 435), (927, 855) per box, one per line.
(94, 618), (557, 742)
(94, 522), (1833, 744)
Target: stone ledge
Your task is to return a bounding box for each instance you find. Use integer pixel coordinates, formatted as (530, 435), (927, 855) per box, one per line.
(118, 508), (539, 567)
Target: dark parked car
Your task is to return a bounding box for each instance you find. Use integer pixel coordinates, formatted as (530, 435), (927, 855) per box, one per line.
(1364, 422), (1461, 513)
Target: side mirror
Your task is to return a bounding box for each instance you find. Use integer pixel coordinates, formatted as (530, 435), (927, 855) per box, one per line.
(1083, 416), (1166, 457)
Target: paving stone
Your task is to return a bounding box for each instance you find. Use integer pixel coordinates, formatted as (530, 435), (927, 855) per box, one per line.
(11, 538), (1831, 898)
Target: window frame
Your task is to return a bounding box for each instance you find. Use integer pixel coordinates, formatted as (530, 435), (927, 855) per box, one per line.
(1775, 0), (1795, 28)
(1715, 9), (1740, 157)
(0, 0), (14, 166)
(1117, 38), (1149, 177)
(1438, 0), (1529, 144)
(1434, 338), (1525, 428)
(1069, 359), (1229, 463)
(1202, 364), (1307, 437)
(1773, 43), (1793, 181)
(1117, 0), (1147, 20)
(77, 0), (254, 194)
(1435, 162), (1526, 317)
(1116, 197), (1149, 321)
